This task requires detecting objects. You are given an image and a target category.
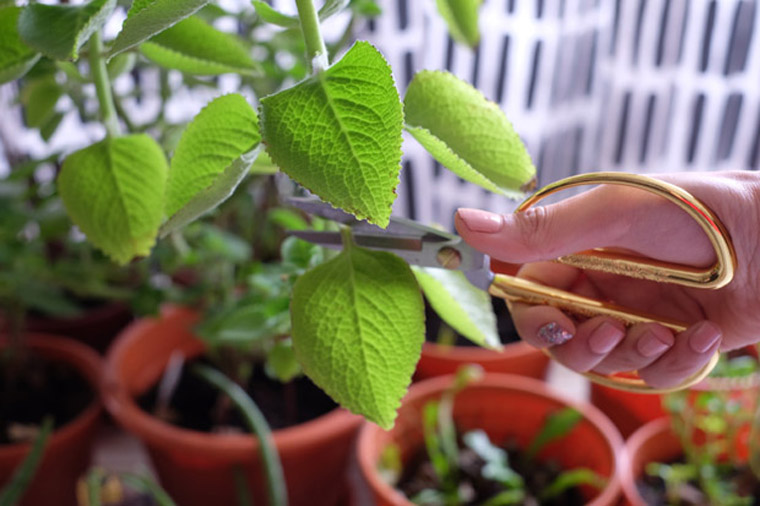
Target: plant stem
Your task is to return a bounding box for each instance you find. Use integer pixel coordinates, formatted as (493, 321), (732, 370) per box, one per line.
(193, 364), (288, 506)
(0, 417), (53, 506)
(295, 0), (328, 72)
(89, 31), (121, 138)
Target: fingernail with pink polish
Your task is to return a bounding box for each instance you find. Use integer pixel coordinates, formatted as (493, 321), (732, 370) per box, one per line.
(456, 209), (504, 233)
(588, 322), (625, 354)
(688, 321), (722, 353)
(538, 322), (573, 346)
(637, 331), (672, 357)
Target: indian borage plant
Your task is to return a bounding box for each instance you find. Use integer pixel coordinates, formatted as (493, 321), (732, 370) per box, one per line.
(0, 0), (536, 428)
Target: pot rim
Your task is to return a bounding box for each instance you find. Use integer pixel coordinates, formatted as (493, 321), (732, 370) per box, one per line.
(0, 334), (104, 459)
(421, 340), (543, 362)
(102, 306), (362, 461)
(357, 373), (625, 506)
(620, 417), (674, 506)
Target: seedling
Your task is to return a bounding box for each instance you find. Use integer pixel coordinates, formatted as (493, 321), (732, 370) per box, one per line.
(0, 417), (52, 506)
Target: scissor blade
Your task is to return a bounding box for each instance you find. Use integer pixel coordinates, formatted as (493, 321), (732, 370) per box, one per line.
(291, 231), (423, 252)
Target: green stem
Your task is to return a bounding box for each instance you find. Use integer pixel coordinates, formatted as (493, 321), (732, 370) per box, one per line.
(89, 31), (120, 138)
(295, 0), (328, 72)
(0, 417), (53, 506)
(339, 226), (353, 250)
(193, 364), (288, 506)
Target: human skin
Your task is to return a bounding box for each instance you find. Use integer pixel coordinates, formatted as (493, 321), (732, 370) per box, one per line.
(455, 171), (760, 388)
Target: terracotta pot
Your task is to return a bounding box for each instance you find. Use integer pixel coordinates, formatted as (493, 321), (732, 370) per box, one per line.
(590, 383), (665, 439)
(620, 418), (681, 506)
(0, 335), (104, 506)
(358, 374), (625, 506)
(25, 302), (133, 353)
(103, 305), (363, 506)
(415, 341), (550, 380)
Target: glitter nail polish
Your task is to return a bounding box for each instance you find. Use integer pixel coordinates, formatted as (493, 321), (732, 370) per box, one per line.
(538, 322), (573, 345)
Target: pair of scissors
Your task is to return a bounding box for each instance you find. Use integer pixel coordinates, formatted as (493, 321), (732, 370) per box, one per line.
(287, 172), (737, 394)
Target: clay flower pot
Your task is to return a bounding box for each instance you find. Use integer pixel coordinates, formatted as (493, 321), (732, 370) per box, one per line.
(358, 373), (625, 506)
(590, 382), (665, 438)
(0, 334), (104, 506)
(103, 305), (363, 506)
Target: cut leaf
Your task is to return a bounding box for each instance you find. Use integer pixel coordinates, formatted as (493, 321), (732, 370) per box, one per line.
(404, 70), (535, 197)
(435, 0), (482, 47)
(0, 6), (40, 84)
(58, 134), (168, 264)
(252, 1), (298, 28)
(291, 241), (424, 428)
(412, 266), (500, 349)
(18, 0), (116, 60)
(260, 41), (403, 227)
(140, 16), (259, 75)
(109, 0), (209, 58)
(161, 93), (260, 235)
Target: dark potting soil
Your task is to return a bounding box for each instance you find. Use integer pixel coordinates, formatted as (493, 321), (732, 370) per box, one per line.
(398, 438), (586, 506)
(636, 460), (760, 505)
(137, 357), (338, 432)
(424, 296), (520, 347)
(0, 351), (93, 445)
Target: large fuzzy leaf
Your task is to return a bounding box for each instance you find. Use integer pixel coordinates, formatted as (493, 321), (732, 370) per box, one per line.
(140, 16), (259, 75)
(291, 242), (424, 428)
(109, 0), (209, 58)
(58, 135), (168, 264)
(18, 0), (116, 60)
(260, 41), (403, 227)
(0, 6), (40, 84)
(404, 70), (536, 197)
(436, 0), (482, 47)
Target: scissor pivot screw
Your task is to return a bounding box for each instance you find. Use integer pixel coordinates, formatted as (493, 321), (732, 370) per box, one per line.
(436, 246), (462, 270)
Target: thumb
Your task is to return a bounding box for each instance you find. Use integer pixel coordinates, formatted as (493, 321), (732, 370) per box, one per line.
(454, 183), (716, 266)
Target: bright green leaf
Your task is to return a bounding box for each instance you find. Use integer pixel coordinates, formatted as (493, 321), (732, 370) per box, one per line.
(0, 6), (40, 84)
(404, 70), (536, 197)
(252, 1), (298, 28)
(58, 134), (168, 264)
(540, 468), (606, 500)
(412, 266), (500, 349)
(107, 52), (137, 78)
(109, 0), (209, 58)
(20, 76), (63, 128)
(266, 340), (301, 382)
(18, 0), (117, 60)
(527, 408), (582, 459)
(260, 41), (403, 227)
(350, 0), (382, 17)
(140, 16), (259, 76)
(436, 0), (482, 48)
(40, 112), (64, 142)
(160, 94), (261, 236)
(291, 241), (424, 428)
(250, 150), (279, 175)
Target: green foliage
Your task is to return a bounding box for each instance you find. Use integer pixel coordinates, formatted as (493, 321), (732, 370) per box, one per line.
(109, 0), (209, 58)
(405, 70), (536, 198)
(261, 41), (403, 228)
(526, 408), (582, 459)
(20, 75), (63, 129)
(539, 468), (606, 501)
(162, 94), (261, 235)
(58, 134), (168, 264)
(290, 234), (424, 428)
(17, 0), (116, 60)
(140, 16), (260, 76)
(464, 430), (523, 489)
(252, 1), (299, 28)
(435, 0), (482, 48)
(0, 6), (40, 84)
(0, 417), (53, 506)
(413, 267), (500, 349)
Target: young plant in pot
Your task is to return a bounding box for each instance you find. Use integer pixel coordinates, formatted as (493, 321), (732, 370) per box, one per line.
(358, 367), (624, 506)
(4, 0), (538, 501)
(622, 349), (760, 506)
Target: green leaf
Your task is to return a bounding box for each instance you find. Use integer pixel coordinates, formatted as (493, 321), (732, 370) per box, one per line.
(463, 430), (523, 489)
(0, 6), (40, 84)
(107, 52), (137, 78)
(160, 94), (261, 236)
(540, 468), (606, 500)
(18, 0), (116, 60)
(252, 1), (298, 28)
(266, 340), (301, 382)
(527, 408), (582, 459)
(40, 112), (64, 142)
(0, 417), (53, 506)
(260, 41), (403, 227)
(109, 0), (209, 58)
(140, 16), (259, 76)
(404, 70), (536, 197)
(58, 134), (168, 264)
(435, 0), (482, 48)
(291, 240), (424, 428)
(318, 0), (349, 20)
(20, 76), (63, 128)
(350, 0), (382, 17)
(412, 266), (500, 349)
(250, 150), (279, 175)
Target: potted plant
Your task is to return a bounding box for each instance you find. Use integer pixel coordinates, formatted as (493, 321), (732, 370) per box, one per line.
(621, 350), (760, 505)
(358, 369), (624, 505)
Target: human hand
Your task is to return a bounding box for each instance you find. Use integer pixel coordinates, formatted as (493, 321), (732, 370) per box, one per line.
(455, 171), (760, 388)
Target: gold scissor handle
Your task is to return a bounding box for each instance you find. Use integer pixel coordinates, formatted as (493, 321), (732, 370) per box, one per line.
(490, 172), (737, 393)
